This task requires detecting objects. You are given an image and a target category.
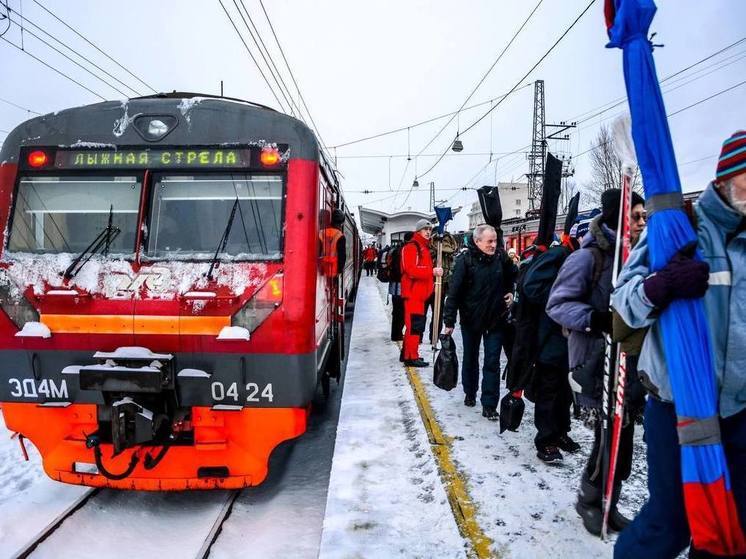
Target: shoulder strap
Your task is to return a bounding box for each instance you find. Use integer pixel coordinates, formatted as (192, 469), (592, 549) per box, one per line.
(587, 246), (605, 289)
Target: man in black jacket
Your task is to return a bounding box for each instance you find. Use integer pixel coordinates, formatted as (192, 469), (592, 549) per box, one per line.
(443, 224), (516, 420)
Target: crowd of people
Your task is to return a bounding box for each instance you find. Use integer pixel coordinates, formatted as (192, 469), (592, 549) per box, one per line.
(370, 132), (746, 558)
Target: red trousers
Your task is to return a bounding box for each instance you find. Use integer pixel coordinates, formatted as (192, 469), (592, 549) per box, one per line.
(403, 298), (426, 360)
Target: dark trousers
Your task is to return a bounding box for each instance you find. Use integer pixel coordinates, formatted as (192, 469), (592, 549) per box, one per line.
(585, 411), (635, 488)
(615, 398), (746, 559)
(391, 294), (405, 342)
(364, 262), (374, 276)
(533, 362), (572, 449)
(461, 326), (502, 408)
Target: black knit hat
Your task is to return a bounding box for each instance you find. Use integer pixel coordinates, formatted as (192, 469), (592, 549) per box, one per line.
(601, 188), (622, 229)
(601, 189), (645, 229)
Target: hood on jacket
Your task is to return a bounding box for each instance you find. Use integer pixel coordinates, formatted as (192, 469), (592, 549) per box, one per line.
(582, 215), (616, 252)
(700, 181), (745, 235)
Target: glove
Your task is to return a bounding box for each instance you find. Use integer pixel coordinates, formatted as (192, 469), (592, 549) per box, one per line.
(643, 242), (710, 309)
(589, 310), (613, 335)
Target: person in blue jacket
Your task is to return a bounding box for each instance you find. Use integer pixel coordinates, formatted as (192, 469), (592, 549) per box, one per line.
(612, 131), (746, 559)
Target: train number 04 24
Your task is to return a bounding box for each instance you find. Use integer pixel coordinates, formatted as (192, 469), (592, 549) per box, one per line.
(210, 382), (274, 403)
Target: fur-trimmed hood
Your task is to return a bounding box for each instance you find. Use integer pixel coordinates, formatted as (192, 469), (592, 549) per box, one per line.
(581, 215), (615, 252)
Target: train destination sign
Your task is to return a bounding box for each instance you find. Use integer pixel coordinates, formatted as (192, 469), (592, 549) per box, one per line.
(54, 148), (253, 169)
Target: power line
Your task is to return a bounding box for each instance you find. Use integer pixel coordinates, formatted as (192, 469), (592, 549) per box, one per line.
(417, 0), (599, 182)
(0, 35), (106, 100)
(574, 80), (746, 160)
(416, 0), (544, 157)
(31, 0), (157, 93)
(568, 37), (746, 126)
(0, 96), (41, 115)
(231, 0), (297, 117)
(668, 79), (745, 117)
(217, 0), (289, 113)
(336, 150), (527, 160)
(257, 0), (332, 158)
(5, 10), (137, 97)
(330, 84), (533, 149)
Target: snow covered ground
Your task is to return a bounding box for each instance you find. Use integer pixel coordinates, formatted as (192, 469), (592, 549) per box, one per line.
(371, 277), (649, 558)
(320, 278), (468, 558)
(0, 414), (90, 558)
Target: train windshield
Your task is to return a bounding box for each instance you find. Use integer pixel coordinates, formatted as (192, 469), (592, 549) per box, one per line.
(146, 174), (283, 260)
(6, 175), (141, 255)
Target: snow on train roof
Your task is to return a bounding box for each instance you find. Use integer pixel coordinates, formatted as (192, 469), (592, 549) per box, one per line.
(0, 94), (319, 163)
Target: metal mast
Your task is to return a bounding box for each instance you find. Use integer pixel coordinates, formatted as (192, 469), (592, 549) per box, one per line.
(527, 80), (546, 210)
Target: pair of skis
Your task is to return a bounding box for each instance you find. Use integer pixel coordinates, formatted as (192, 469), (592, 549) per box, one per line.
(600, 170), (634, 539)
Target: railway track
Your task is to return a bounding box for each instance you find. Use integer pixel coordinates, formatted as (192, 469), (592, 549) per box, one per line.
(11, 489), (242, 559)
(11, 488), (99, 559)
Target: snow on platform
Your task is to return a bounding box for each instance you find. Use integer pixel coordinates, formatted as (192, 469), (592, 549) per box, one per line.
(319, 278), (468, 558)
(0, 414), (90, 558)
(371, 278), (649, 558)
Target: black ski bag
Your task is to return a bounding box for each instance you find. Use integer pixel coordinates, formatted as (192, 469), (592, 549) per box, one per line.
(433, 334), (459, 391)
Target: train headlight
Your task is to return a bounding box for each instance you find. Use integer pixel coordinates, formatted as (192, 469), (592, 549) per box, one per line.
(27, 150), (50, 168)
(147, 119), (169, 138)
(231, 272), (283, 332)
(259, 146), (281, 167)
(133, 115), (177, 142)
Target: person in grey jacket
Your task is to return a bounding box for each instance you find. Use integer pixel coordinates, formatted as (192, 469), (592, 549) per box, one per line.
(612, 131), (746, 559)
(546, 188), (644, 535)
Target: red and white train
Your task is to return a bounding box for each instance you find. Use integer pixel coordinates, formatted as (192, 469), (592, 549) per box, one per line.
(0, 93), (360, 490)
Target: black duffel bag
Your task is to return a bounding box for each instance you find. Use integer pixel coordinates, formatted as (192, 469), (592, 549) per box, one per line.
(433, 334), (459, 391)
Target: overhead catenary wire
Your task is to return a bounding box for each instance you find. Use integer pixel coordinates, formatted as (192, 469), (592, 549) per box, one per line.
(257, 0), (332, 158)
(231, 0), (298, 118)
(330, 84), (533, 150)
(0, 34), (107, 100)
(415, 0), (544, 157)
(31, 0), (157, 93)
(353, 36), (742, 215)
(0, 96), (41, 115)
(217, 0), (290, 114)
(415, 0), (598, 185)
(5, 9), (139, 98)
(573, 79), (746, 160)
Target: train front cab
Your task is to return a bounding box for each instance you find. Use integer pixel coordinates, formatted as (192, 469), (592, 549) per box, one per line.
(0, 98), (347, 490)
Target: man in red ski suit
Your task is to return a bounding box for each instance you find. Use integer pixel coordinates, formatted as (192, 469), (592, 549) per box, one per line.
(400, 219), (442, 367)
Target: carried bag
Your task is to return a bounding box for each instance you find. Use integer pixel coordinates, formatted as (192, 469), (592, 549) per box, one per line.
(433, 334), (459, 391)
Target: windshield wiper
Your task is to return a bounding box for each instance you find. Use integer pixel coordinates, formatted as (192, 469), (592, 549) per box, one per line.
(63, 205), (121, 280)
(206, 198), (239, 281)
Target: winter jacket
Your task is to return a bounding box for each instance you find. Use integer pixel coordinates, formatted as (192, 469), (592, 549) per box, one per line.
(521, 245), (570, 367)
(611, 183), (746, 418)
(400, 233), (434, 301)
(443, 239), (516, 332)
(546, 217), (616, 372)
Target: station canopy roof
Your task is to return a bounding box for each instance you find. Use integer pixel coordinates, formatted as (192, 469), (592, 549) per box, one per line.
(357, 206), (461, 235)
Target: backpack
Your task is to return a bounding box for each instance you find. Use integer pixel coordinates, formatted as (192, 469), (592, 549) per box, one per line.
(376, 246), (393, 283)
(507, 247), (571, 398)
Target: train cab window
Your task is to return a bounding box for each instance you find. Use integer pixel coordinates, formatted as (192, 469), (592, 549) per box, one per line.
(146, 174), (283, 260)
(6, 176), (141, 254)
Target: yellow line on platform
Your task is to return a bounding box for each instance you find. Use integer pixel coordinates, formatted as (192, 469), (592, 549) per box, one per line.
(404, 362), (496, 559)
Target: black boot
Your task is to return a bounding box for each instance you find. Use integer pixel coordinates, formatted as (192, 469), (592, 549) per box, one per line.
(608, 484), (632, 532)
(575, 473), (603, 536)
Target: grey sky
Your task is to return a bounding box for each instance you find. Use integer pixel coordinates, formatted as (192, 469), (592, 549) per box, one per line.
(1, 0), (744, 231)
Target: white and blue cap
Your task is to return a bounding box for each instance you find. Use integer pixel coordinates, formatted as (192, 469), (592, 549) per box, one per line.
(570, 219), (592, 239)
